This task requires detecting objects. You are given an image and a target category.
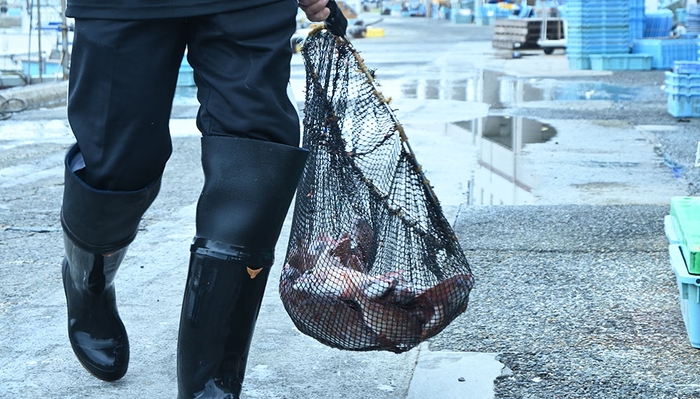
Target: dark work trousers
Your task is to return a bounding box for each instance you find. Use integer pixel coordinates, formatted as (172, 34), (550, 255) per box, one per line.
(67, 0), (300, 192)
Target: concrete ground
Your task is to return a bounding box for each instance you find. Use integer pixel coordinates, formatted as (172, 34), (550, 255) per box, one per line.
(2, 14), (700, 399)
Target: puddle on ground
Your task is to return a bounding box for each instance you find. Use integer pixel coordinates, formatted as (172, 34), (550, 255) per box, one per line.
(399, 78), (478, 102)
(498, 78), (654, 104)
(180, 65), (656, 107)
(176, 68), (645, 205)
(385, 69), (656, 106)
(178, 67), (643, 207)
(483, 70), (662, 107)
(455, 115), (557, 205)
(391, 64), (479, 101)
(538, 81), (639, 101)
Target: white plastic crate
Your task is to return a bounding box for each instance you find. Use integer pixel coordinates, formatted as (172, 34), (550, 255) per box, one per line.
(669, 244), (700, 348)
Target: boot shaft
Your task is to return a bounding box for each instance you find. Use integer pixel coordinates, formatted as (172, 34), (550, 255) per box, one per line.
(195, 136), (309, 248)
(61, 144), (161, 254)
(63, 233), (128, 295)
(60, 144), (160, 382)
(178, 137), (308, 398)
(178, 242), (272, 398)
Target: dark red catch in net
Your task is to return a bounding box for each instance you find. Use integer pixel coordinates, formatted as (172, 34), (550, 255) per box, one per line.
(280, 26), (474, 353)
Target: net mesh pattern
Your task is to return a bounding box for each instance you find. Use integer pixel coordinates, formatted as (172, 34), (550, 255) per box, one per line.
(280, 27), (474, 353)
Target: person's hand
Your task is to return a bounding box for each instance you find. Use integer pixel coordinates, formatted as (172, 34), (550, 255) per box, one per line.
(299, 0), (330, 22)
(299, 0), (348, 37)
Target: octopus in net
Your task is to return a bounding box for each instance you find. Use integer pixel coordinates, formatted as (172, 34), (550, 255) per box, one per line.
(280, 220), (473, 352)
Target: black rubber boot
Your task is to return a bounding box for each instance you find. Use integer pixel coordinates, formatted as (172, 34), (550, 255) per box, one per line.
(177, 136), (308, 399)
(61, 144), (161, 382)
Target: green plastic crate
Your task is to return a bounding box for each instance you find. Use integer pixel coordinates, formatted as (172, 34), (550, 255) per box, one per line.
(670, 196), (700, 274)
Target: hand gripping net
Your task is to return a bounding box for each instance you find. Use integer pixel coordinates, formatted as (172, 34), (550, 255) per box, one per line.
(280, 27), (474, 353)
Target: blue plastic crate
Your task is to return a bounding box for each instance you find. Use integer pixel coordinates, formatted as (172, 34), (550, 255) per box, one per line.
(666, 71), (700, 86)
(687, 5), (700, 33)
(644, 9), (674, 38)
(566, 4), (630, 13)
(566, 2), (629, 8)
(20, 59), (63, 76)
(567, 15), (631, 27)
(567, 55), (591, 70)
(566, 34), (630, 48)
(667, 93), (700, 117)
(666, 85), (700, 95)
(630, 5), (644, 21)
(589, 53), (652, 70)
(567, 28), (635, 54)
(674, 61), (700, 74)
(568, 49), (632, 57)
(669, 244), (700, 348)
(567, 36), (632, 44)
(477, 5), (512, 18)
(567, 44), (633, 55)
(567, 35), (632, 44)
(568, 26), (631, 34)
(633, 38), (699, 69)
(567, 46), (632, 55)
(568, 22), (633, 31)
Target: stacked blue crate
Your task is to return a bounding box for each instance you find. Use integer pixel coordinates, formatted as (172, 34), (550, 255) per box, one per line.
(687, 5), (700, 36)
(475, 3), (512, 25)
(566, 0), (632, 70)
(632, 5), (699, 71)
(665, 61), (700, 117)
(644, 9), (674, 38)
(629, 0), (645, 42)
(633, 37), (698, 69)
(589, 53), (652, 70)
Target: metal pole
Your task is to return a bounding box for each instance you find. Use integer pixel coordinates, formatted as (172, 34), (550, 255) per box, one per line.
(36, 0), (42, 82)
(26, 0), (32, 83)
(60, 0), (68, 79)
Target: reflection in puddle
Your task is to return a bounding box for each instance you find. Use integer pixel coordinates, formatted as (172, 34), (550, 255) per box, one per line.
(541, 82), (640, 101)
(391, 69), (657, 105)
(241, 66), (636, 206)
(398, 77), (479, 101)
(362, 68), (654, 206)
(481, 69), (661, 108)
(396, 64), (479, 101)
(457, 115), (557, 205)
(500, 79), (647, 103)
(345, 69), (568, 205)
(183, 66), (653, 107)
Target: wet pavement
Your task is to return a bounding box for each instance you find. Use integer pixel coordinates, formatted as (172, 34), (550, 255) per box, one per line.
(2, 13), (700, 399)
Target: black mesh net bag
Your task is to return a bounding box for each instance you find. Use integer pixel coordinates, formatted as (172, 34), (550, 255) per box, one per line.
(280, 25), (474, 354)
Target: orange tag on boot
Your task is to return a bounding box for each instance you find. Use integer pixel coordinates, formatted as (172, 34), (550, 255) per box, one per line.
(246, 267), (262, 279)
